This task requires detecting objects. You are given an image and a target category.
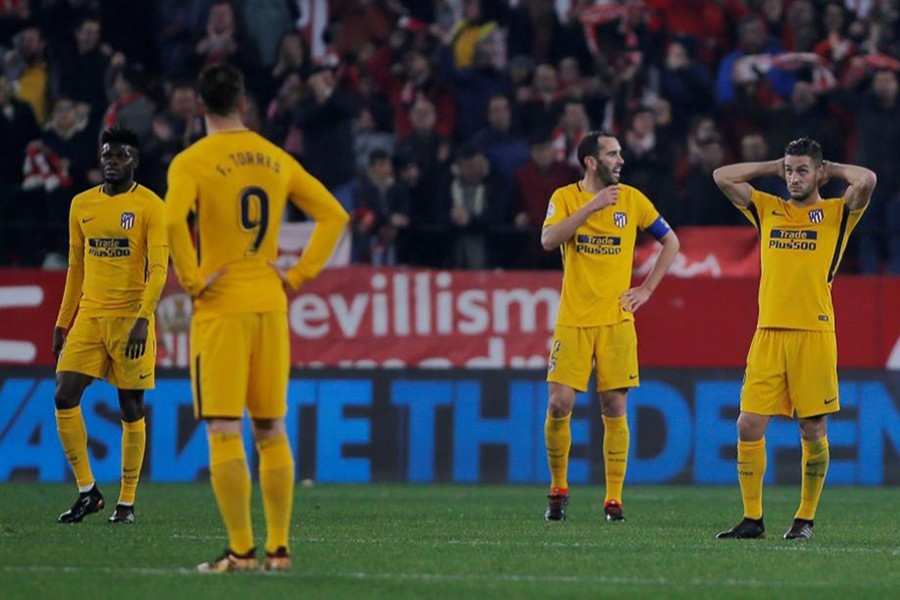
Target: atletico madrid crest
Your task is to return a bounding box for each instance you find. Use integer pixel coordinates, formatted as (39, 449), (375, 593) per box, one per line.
(808, 208), (824, 224)
(614, 212), (627, 228)
(120, 211), (135, 230)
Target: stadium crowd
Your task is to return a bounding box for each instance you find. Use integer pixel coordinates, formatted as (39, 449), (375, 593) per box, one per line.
(0, 0), (898, 272)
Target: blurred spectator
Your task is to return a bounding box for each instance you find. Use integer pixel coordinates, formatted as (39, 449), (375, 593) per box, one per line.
(739, 132), (784, 197)
(512, 129), (578, 268)
(239, 0), (295, 70)
(854, 68), (900, 273)
(770, 80), (844, 164)
(0, 71), (39, 265)
(516, 62), (559, 137)
(396, 97), (452, 231)
(271, 30), (310, 85)
(39, 96), (96, 258)
(784, 0), (819, 52)
(660, 37), (714, 140)
(716, 15), (796, 105)
(439, 24), (509, 141)
(351, 148), (410, 266)
(193, 0), (257, 75)
(39, 0), (99, 55)
(450, 0), (497, 69)
(506, 0), (565, 66)
(142, 80), (204, 194)
(368, 40), (455, 139)
(472, 94), (528, 200)
(552, 98), (590, 168)
(4, 23), (49, 123)
(53, 15), (110, 124)
(439, 144), (506, 269)
(621, 106), (677, 224)
(262, 70), (303, 155)
(813, 2), (858, 80)
(680, 134), (736, 226)
(103, 61), (154, 142)
(354, 104), (395, 175)
(293, 65), (357, 215)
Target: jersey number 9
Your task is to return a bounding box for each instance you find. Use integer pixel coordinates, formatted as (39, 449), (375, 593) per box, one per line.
(238, 186), (269, 255)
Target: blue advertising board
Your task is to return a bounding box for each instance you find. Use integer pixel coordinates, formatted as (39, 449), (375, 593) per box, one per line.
(1, 369), (898, 485)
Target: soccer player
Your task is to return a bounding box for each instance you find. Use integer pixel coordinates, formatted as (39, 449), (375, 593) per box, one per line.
(541, 131), (680, 521)
(713, 138), (875, 540)
(166, 64), (349, 572)
(53, 126), (168, 525)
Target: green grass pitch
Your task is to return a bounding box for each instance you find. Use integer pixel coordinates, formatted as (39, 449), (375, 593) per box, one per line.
(1, 484), (897, 599)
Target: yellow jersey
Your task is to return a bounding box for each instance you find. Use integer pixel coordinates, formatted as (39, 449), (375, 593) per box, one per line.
(543, 182), (661, 327)
(165, 129), (349, 319)
(737, 189), (866, 331)
(56, 183), (168, 327)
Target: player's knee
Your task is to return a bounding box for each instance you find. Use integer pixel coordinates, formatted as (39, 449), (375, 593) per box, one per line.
(53, 384), (81, 410)
(252, 418), (286, 440)
(599, 391), (627, 417)
(547, 387), (575, 418)
(736, 413), (765, 441)
(118, 394), (145, 422)
(799, 416), (827, 440)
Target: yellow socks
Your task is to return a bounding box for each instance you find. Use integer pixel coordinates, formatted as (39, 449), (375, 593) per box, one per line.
(55, 406), (94, 490)
(737, 438), (767, 520)
(118, 418), (146, 505)
(208, 432), (254, 554)
(258, 434), (295, 553)
(796, 437), (829, 521)
(602, 415), (629, 504)
(544, 413), (571, 492)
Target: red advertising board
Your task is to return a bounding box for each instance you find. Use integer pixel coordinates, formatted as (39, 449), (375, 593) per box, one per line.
(2, 267), (898, 369)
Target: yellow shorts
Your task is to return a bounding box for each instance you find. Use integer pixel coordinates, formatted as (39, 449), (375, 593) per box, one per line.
(741, 328), (839, 418)
(57, 315), (156, 389)
(546, 321), (639, 392)
(190, 312), (290, 419)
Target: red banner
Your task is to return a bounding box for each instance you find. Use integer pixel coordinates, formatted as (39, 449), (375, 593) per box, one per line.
(3, 267), (899, 369)
(635, 227), (761, 278)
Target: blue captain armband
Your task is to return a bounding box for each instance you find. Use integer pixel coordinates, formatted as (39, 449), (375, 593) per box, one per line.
(646, 216), (672, 241)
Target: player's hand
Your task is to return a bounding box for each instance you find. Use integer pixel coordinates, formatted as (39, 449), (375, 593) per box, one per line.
(775, 157), (786, 180)
(620, 285), (652, 313)
(125, 318), (149, 360)
(52, 327), (66, 360)
(818, 160), (832, 188)
(588, 185), (619, 212)
(196, 268), (226, 297)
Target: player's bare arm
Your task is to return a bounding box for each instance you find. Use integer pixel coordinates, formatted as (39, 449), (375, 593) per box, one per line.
(541, 185), (619, 251)
(823, 161), (877, 211)
(712, 159), (783, 207)
(620, 230), (680, 313)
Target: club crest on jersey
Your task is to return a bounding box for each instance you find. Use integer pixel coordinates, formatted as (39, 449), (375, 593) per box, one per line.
(808, 208), (824, 224)
(120, 211), (135, 230)
(546, 201), (555, 219)
(614, 212), (627, 228)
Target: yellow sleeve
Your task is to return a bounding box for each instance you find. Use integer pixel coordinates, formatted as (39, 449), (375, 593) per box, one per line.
(542, 188), (569, 229)
(633, 187), (661, 230)
(845, 198), (868, 236)
(737, 188), (773, 230)
(56, 200), (85, 328)
(284, 159), (350, 289)
(164, 155), (205, 296)
(138, 199), (169, 320)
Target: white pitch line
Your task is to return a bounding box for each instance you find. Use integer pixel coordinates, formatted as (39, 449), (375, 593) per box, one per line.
(0, 566), (895, 589)
(168, 534), (900, 556)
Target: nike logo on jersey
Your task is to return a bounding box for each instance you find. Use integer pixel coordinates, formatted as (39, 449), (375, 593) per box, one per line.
(771, 211), (784, 216)
(824, 397), (837, 405)
(628, 374), (638, 380)
(82, 216), (94, 223)
(139, 373), (151, 380)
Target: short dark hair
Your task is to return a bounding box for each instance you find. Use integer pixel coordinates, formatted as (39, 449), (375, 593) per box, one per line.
(101, 126), (139, 149)
(198, 63), (244, 116)
(784, 137), (823, 165)
(368, 148), (391, 166)
(576, 130), (616, 170)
